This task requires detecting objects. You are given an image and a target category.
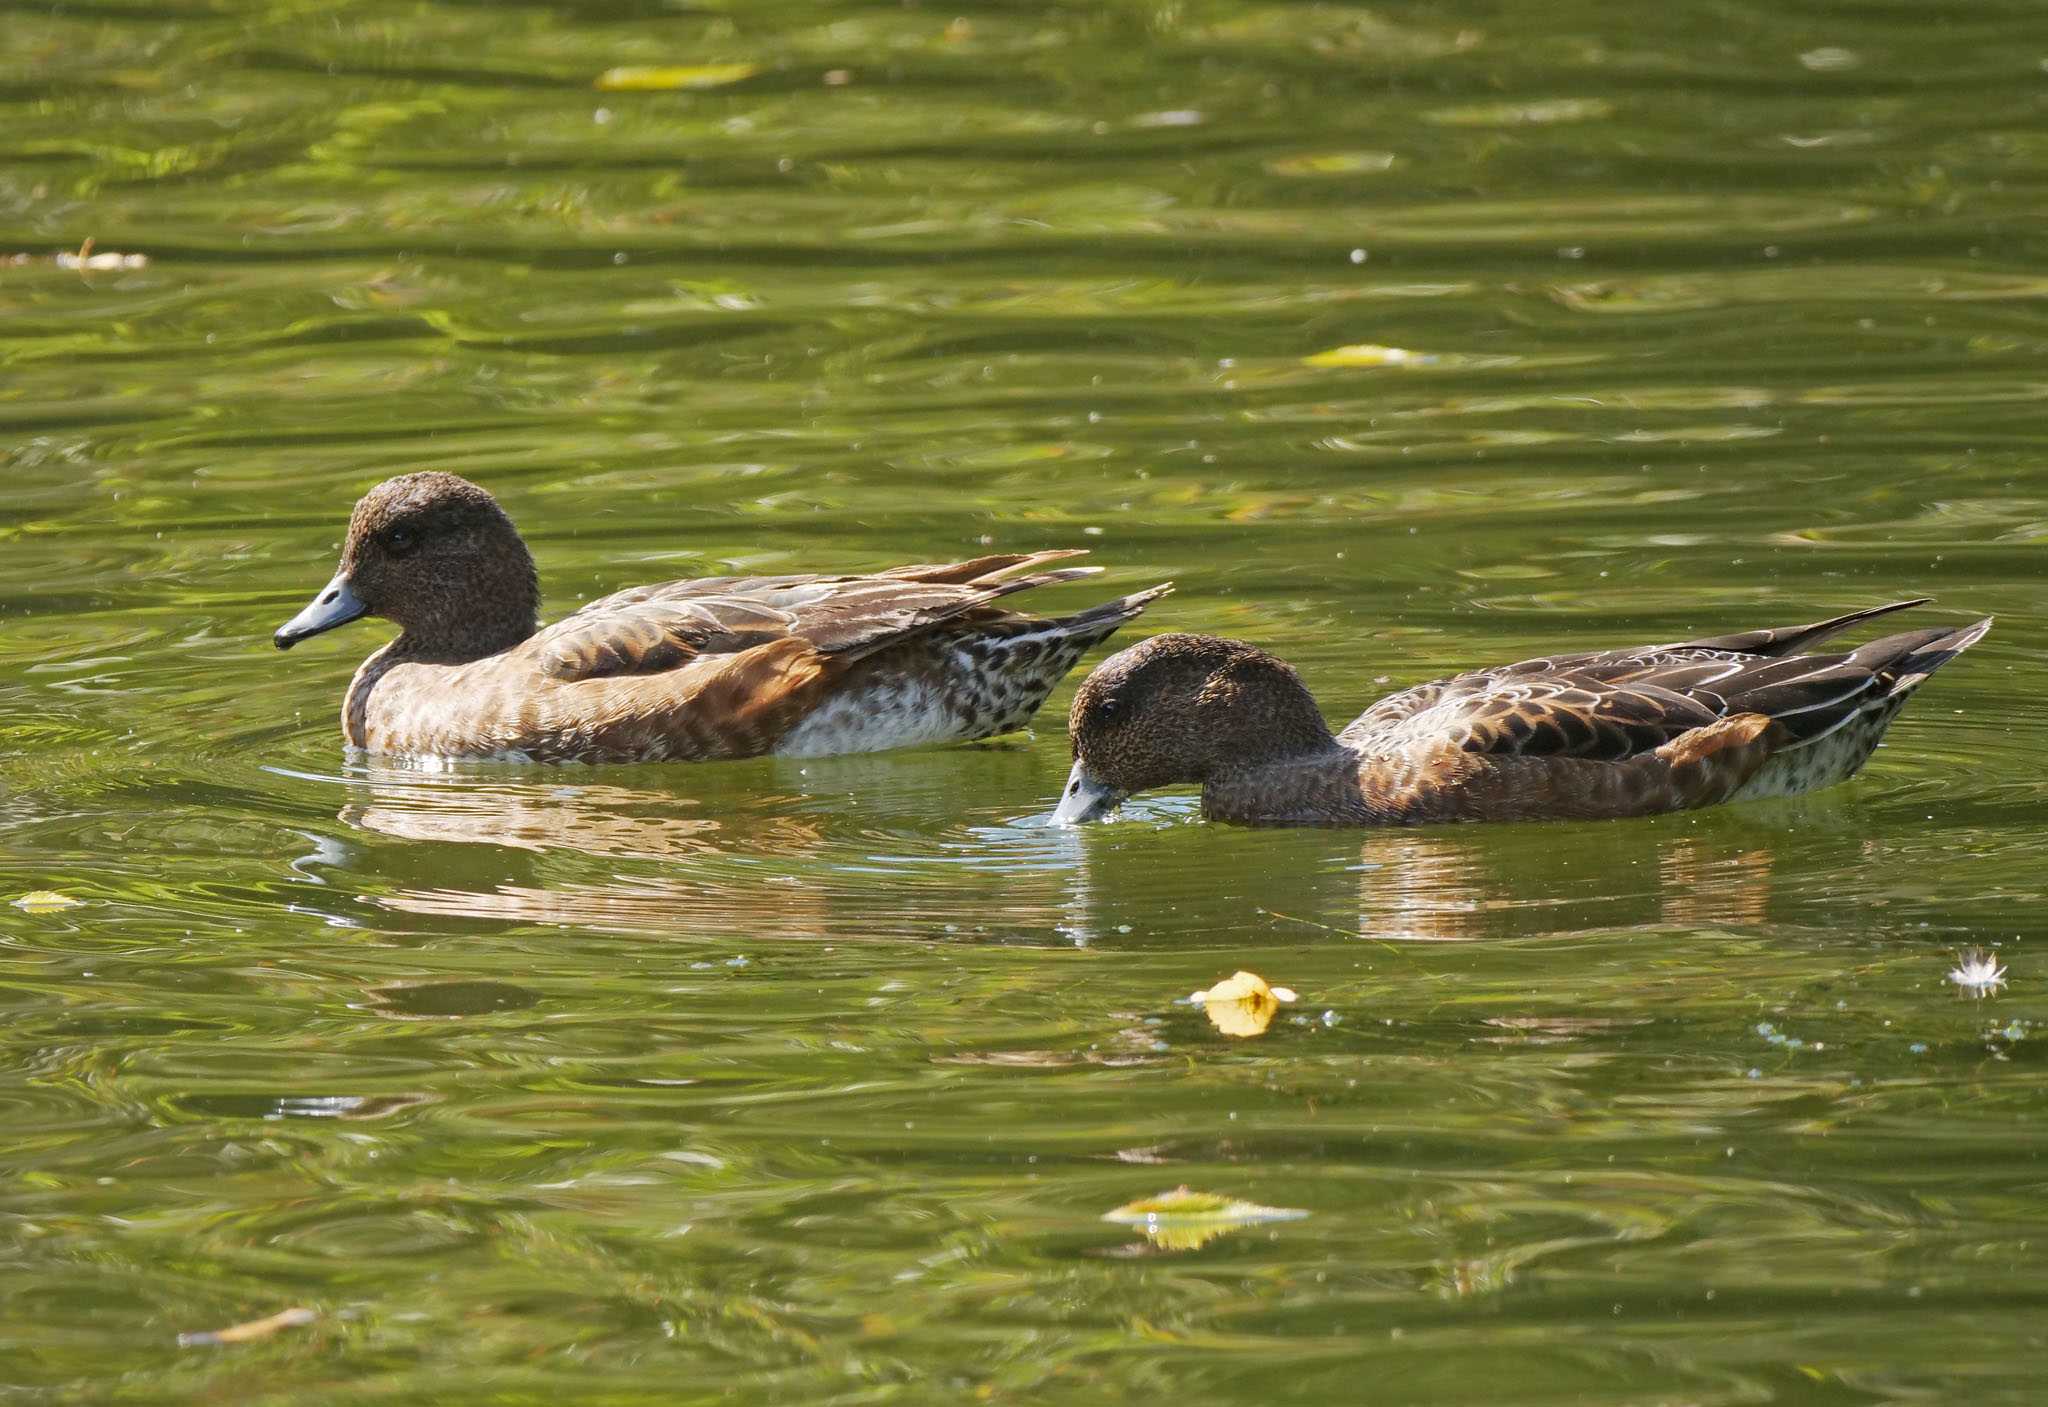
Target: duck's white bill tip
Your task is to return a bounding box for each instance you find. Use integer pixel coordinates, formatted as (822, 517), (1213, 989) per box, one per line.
(1052, 759), (1126, 825)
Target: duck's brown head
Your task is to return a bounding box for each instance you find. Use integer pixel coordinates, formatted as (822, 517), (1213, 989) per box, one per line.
(274, 472), (540, 661)
(1053, 632), (1335, 824)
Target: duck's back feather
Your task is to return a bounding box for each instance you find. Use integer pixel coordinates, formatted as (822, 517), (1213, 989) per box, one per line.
(1341, 602), (1989, 773)
(533, 551), (1100, 683)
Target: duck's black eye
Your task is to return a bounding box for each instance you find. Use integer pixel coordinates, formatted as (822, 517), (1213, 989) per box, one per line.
(385, 525), (419, 556)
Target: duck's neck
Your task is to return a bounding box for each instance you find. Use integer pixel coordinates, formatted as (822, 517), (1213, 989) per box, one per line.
(1202, 739), (1379, 827)
(392, 551), (541, 663)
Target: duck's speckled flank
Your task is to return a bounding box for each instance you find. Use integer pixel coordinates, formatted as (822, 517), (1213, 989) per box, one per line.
(775, 607), (1151, 757)
(1729, 697), (1907, 801)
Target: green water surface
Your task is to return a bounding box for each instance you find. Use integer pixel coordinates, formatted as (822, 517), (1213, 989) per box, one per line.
(4, 1), (2048, 1402)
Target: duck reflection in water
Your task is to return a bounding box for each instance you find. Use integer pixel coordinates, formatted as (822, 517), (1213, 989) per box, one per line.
(340, 768), (819, 860)
(1354, 828), (1777, 944)
(325, 762), (833, 935)
(325, 749), (1085, 942)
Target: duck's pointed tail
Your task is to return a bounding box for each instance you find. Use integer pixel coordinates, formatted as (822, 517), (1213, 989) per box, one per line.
(1053, 582), (1174, 644)
(1680, 597), (1933, 657)
(1853, 615), (1993, 698)
(1770, 614), (1993, 754)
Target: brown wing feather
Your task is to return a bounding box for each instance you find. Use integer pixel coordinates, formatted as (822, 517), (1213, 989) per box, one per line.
(1355, 713), (1781, 825)
(875, 550), (1089, 585)
(1349, 674), (1724, 761)
(535, 596), (796, 681)
(1476, 599), (1935, 677)
(789, 567), (1101, 657)
(1307, 602), (1984, 827)
(531, 555), (1103, 683)
(571, 550), (1088, 614)
(1349, 654), (1888, 762)
(1343, 602), (1957, 764)
(531, 635), (841, 762)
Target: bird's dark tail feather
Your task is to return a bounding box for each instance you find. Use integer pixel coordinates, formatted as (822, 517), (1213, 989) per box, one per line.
(1057, 583), (1174, 640)
(1751, 598), (1934, 657)
(1855, 616), (1993, 696)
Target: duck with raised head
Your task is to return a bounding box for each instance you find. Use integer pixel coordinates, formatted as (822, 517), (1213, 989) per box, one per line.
(1053, 600), (1991, 827)
(275, 472), (1170, 763)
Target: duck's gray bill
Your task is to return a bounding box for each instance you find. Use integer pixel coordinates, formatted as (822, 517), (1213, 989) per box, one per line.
(274, 572), (367, 650)
(1052, 760), (1125, 826)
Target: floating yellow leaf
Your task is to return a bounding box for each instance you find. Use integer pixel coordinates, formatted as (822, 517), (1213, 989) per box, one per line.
(1303, 343), (1441, 369)
(12, 891), (82, 912)
(1187, 970), (1297, 1038)
(177, 1306), (317, 1348)
(1103, 1186), (1309, 1252)
(1265, 150), (1399, 177)
(594, 62), (760, 92)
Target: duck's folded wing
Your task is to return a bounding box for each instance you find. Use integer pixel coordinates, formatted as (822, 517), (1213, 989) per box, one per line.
(535, 552), (1101, 683)
(1338, 608), (1987, 823)
(1449, 599), (1937, 685)
(1345, 672), (1725, 760)
(534, 594), (798, 681)
(1344, 649), (1904, 762)
(569, 551), (1090, 617)
(1340, 598), (1959, 761)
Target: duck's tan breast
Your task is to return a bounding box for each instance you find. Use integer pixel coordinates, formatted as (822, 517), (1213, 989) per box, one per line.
(346, 638), (836, 763)
(347, 653), (554, 760)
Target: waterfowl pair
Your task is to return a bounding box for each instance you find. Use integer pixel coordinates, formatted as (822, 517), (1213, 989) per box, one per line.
(1055, 603), (1990, 827)
(275, 476), (1988, 828)
(275, 473), (1169, 762)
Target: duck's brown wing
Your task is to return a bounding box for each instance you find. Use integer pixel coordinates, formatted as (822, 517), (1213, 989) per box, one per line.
(1337, 602), (1987, 824)
(1341, 599), (1948, 760)
(1344, 613), (1987, 824)
(569, 550), (1090, 616)
(532, 551), (1100, 683)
